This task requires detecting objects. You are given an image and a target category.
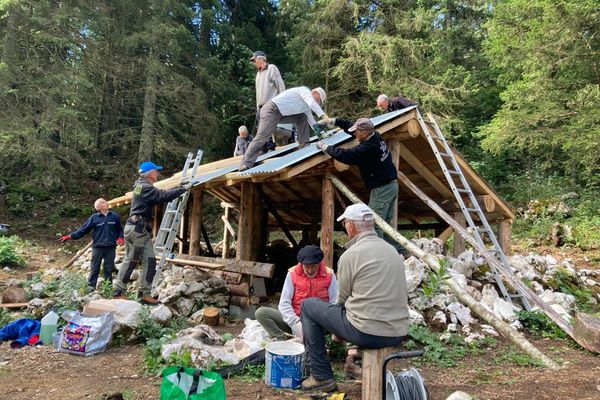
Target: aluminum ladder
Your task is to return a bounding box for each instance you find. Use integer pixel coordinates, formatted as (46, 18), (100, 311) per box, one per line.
(416, 112), (531, 310)
(151, 149), (203, 294)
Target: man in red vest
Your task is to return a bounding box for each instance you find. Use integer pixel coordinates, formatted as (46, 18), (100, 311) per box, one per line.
(255, 245), (337, 341)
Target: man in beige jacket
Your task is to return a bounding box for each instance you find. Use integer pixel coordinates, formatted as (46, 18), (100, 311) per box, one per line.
(300, 203), (409, 392)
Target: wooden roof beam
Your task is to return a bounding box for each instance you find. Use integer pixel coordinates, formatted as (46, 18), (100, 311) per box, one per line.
(397, 142), (454, 198)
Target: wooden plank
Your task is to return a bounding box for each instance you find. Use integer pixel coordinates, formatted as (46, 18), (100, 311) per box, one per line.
(397, 142), (454, 198)
(264, 195), (299, 249)
(221, 208), (234, 259)
(167, 258), (224, 269)
(171, 254), (275, 278)
(0, 303), (28, 309)
(437, 226), (454, 242)
(321, 172), (335, 268)
(189, 190), (203, 256)
(201, 222), (215, 257)
(498, 219), (512, 256)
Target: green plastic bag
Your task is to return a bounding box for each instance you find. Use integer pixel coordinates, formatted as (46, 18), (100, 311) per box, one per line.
(160, 366), (226, 400)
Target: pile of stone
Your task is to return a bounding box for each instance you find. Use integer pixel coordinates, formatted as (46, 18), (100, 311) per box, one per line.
(405, 239), (600, 341)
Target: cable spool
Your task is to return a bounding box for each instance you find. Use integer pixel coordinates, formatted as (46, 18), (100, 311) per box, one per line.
(385, 368), (428, 400)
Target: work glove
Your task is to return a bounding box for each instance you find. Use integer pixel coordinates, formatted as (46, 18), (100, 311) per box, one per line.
(317, 116), (336, 129)
(59, 234), (71, 243)
(316, 141), (330, 152)
(290, 321), (304, 341)
(116, 237), (125, 246)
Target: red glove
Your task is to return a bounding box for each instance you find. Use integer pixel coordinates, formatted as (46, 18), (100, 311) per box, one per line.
(60, 234), (71, 243)
(117, 237), (125, 246)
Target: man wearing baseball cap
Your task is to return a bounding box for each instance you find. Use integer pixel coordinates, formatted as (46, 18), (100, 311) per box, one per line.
(238, 86), (331, 171)
(255, 245), (337, 341)
(300, 204), (409, 392)
(113, 161), (192, 305)
(316, 117), (402, 252)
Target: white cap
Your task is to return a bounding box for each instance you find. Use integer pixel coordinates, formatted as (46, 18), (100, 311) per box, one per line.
(313, 87), (326, 104)
(337, 203), (374, 222)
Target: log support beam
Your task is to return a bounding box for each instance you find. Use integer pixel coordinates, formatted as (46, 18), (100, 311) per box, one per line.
(320, 172), (335, 268)
(189, 190), (203, 256)
(498, 219), (512, 256)
(453, 212), (466, 257)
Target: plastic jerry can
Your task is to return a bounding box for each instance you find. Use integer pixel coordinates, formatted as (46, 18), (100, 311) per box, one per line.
(40, 310), (59, 345)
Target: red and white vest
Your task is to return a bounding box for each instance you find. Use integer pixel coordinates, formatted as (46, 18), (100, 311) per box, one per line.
(289, 262), (333, 316)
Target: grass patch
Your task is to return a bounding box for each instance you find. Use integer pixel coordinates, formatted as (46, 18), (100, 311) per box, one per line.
(0, 236), (27, 267)
(237, 363), (265, 382)
(494, 350), (545, 367)
(517, 310), (568, 339)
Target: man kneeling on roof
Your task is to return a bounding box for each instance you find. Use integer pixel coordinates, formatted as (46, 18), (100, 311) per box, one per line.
(300, 204), (409, 392)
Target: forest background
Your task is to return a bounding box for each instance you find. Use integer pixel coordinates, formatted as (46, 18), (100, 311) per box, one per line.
(0, 0), (598, 248)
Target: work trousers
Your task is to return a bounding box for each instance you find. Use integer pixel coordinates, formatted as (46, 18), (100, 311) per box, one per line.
(88, 246), (116, 289)
(301, 298), (403, 380)
(255, 307), (292, 340)
(114, 223), (156, 298)
(240, 101), (310, 169)
(369, 180), (405, 253)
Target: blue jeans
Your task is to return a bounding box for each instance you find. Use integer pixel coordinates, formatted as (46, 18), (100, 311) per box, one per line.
(301, 298), (404, 380)
(89, 246), (116, 289)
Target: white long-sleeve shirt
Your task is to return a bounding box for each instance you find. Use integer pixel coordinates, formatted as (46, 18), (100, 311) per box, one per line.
(278, 270), (338, 328)
(271, 86), (325, 127)
(256, 64), (285, 108)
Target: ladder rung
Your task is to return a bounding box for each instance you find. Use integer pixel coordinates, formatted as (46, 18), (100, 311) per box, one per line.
(456, 188), (470, 193)
(464, 207), (480, 213)
(159, 228), (174, 232)
(447, 170), (462, 175)
(438, 152), (453, 158)
(164, 209), (178, 214)
(476, 227), (492, 233)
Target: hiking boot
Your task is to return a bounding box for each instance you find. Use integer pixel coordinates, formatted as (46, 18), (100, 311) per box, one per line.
(139, 296), (159, 306)
(344, 354), (362, 380)
(113, 293), (128, 300)
(301, 375), (338, 392)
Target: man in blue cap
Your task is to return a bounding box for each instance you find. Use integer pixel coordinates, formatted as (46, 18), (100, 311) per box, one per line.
(113, 161), (192, 305)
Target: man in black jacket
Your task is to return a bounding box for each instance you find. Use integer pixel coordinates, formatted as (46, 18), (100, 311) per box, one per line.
(113, 161), (191, 304)
(60, 198), (124, 291)
(316, 118), (403, 251)
(376, 94), (417, 112)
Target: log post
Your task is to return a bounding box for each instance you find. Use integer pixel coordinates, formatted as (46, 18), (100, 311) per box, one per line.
(320, 172), (335, 268)
(453, 212), (466, 257)
(362, 347), (394, 400)
(498, 219), (512, 256)
(388, 139), (401, 229)
(189, 190), (203, 256)
(203, 307), (220, 326)
(222, 206), (232, 259)
(237, 182), (264, 261)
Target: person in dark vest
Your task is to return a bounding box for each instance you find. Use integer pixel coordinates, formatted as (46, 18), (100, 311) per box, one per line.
(113, 161), (191, 305)
(255, 245), (337, 341)
(376, 94), (417, 112)
(60, 198), (124, 291)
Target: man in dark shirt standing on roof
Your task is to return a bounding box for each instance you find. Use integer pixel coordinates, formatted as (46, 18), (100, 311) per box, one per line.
(113, 161), (191, 305)
(316, 118), (403, 251)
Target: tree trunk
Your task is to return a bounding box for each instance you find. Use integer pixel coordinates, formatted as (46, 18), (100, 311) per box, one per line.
(138, 47), (158, 162)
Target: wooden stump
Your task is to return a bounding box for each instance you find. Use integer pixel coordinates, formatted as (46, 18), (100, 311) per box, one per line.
(203, 306), (220, 326)
(574, 312), (600, 353)
(362, 347), (394, 400)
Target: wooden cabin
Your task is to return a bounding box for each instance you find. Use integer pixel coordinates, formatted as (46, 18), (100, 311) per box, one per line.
(108, 107), (514, 301)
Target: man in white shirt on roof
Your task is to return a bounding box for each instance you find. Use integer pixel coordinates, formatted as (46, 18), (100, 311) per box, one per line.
(238, 86), (329, 171)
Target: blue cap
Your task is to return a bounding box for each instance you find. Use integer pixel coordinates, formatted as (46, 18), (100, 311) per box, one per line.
(138, 161), (163, 173)
(297, 245), (324, 264)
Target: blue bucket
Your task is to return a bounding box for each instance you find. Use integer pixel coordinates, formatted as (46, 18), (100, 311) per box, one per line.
(264, 341), (305, 389)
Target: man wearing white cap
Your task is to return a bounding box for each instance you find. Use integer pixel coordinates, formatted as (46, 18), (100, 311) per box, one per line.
(300, 203), (409, 392)
(239, 86), (330, 171)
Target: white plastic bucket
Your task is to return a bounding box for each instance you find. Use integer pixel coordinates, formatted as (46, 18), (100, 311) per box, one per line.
(264, 341), (305, 389)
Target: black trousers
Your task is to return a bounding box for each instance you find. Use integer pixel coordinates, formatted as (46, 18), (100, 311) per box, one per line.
(89, 246), (116, 289)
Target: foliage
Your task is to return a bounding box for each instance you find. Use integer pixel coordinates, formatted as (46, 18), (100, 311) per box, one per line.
(0, 236), (26, 266)
(494, 350), (545, 367)
(517, 310), (568, 339)
(237, 363), (265, 382)
(0, 308), (16, 327)
(405, 325), (468, 367)
(51, 272), (88, 314)
(546, 270), (597, 313)
(421, 259), (450, 298)
(325, 334), (349, 362)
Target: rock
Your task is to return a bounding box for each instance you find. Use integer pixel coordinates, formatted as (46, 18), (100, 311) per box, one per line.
(446, 323), (457, 332)
(404, 256), (426, 293)
(464, 332), (484, 344)
(446, 391), (473, 400)
(493, 298), (519, 321)
(1, 286), (28, 303)
(509, 255), (542, 281)
(184, 282), (205, 296)
(174, 297), (197, 317)
(430, 310), (447, 331)
(446, 302), (474, 326)
(468, 280), (482, 289)
(238, 318), (270, 344)
(480, 324), (499, 337)
(447, 270), (468, 290)
(481, 284), (500, 311)
(449, 258), (474, 278)
(29, 282), (46, 298)
(409, 308), (425, 325)
(27, 298), (55, 318)
(539, 290), (577, 314)
(466, 286), (482, 301)
(5, 279), (23, 287)
(411, 238), (444, 255)
(530, 280), (545, 295)
(189, 309), (205, 325)
(151, 305), (173, 325)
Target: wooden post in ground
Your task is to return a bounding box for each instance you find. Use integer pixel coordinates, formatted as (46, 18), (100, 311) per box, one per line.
(362, 347), (394, 400)
(453, 212), (466, 257)
(237, 182), (264, 261)
(222, 205), (232, 259)
(189, 190), (203, 256)
(388, 139), (401, 230)
(320, 172), (334, 268)
(498, 219), (512, 256)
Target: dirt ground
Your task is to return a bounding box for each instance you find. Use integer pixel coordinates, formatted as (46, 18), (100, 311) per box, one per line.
(1, 238), (599, 399)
